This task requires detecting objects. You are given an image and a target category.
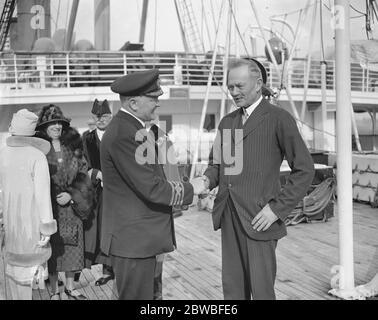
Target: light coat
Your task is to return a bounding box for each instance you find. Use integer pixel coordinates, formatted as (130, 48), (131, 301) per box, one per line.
(0, 136), (57, 279)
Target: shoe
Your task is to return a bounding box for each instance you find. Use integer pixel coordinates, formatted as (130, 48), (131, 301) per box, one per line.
(173, 211), (183, 218)
(45, 279), (64, 286)
(64, 288), (87, 300)
(74, 272), (81, 282)
(50, 293), (61, 300)
(95, 274), (114, 286)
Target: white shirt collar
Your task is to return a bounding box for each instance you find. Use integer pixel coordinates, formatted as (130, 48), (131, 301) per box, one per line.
(120, 108), (145, 127)
(96, 128), (105, 141)
(243, 95), (263, 118)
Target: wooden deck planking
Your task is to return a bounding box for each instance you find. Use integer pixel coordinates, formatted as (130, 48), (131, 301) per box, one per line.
(0, 202), (378, 300)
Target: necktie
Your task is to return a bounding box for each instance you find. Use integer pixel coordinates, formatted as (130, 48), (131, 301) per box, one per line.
(242, 109), (249, 125)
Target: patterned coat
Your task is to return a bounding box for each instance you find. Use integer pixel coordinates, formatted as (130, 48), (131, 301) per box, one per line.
(100, 111), (194, 259)
(42, 128), (94, 272)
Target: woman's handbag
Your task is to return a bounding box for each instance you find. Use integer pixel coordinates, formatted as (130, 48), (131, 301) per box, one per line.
(70, 200), (92, 221)
(68, 173), (94, 221)
(58, 218), (79, 246)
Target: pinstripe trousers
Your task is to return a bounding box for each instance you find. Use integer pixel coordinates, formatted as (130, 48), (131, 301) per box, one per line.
(221, 198), (278, 300)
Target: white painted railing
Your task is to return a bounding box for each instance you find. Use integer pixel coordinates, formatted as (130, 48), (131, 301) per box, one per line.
(0, 51), (377, 92)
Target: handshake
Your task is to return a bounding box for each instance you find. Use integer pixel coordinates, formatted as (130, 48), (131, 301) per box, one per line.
(190, 175), (210, 196)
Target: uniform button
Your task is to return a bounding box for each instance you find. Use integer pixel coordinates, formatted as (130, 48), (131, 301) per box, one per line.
(228, 183), (232, 188)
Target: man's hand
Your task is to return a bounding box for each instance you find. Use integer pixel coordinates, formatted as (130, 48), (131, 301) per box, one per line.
(190, 177), (209, 195)
(202, 175), (210, 189)
(56, 192), (72, 206)
(96, 171), (103, 181)
(37, 235), (50, 247)
(251, 204), (279, 232)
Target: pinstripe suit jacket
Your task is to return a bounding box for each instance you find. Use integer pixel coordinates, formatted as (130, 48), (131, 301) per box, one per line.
(204, 98), (315, 241)
(100, 111), (194, 258)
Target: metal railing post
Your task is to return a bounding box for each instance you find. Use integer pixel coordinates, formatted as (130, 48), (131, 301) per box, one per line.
(123, 53), (127, 74)
(366, 67), (370, 92)
(66, 53), (70, 88)
(333, 61), (336, 90)
(268, 62), (273, 88)
(13, 54), (18, 90)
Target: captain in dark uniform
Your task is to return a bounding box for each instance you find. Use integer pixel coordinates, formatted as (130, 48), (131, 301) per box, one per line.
(83, 99), (114, 286)
(100, 69), (206, 300)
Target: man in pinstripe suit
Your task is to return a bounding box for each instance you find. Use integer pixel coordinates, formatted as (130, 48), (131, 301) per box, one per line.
(202, 58), (315, 300)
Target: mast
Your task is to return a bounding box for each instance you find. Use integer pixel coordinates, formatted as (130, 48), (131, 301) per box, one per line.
(219, 0), (233, 120)
(329, 0), (359, 300)
(65, 0), (80, 50)
(190, 0), (225, 180)
(139, 0), (149, 44)
(94, 0), (110, 50)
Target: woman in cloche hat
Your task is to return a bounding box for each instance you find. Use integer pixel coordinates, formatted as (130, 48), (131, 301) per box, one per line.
(36, 104), (94, 300)
(0, 109), (57, 300)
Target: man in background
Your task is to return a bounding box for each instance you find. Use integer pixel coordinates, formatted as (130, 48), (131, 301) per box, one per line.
(83, 99), (115, 286)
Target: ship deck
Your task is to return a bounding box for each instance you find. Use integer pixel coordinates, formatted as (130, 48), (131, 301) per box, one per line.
(1, 201), (378, 300)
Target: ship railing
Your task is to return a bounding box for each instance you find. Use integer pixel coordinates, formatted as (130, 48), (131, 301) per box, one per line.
(0, 51), (377, 92)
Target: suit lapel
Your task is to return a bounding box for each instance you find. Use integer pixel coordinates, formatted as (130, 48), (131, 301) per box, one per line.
(231, 108), (243, 143)
(94, 130), (101, 147)
(235, 99), (269, 145)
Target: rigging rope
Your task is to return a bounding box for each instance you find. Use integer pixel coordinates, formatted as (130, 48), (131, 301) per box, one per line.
(209, 0), (218, 33)
(201, 0), (204, 47)
(55, 0), (61, 30)
(135, 0), (141, 25)
(350, 3), (367, 15)
(153, 0), (157, 53)
(320, 0), (325, 62)
(270, 2), (315, 19)
(228, 0), (249, 56)
(62, 0), (70, 49)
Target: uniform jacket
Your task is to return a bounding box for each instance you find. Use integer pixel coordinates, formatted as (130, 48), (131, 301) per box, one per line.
(100, 111), (194, 258)
(204, 98), (315, 241)
(0, 136), (57, 268)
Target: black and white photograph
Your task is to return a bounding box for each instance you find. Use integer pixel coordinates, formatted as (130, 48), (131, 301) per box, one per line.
(0, 0), (378, 304)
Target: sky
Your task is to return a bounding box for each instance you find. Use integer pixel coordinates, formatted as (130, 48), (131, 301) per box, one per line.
(48, 0), (375, 57)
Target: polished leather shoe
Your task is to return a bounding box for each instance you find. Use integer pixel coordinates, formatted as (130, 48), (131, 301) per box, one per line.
(74, 272), (81, 282)
(64, 288), (87, 300)
(95, 274), (114, 286)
